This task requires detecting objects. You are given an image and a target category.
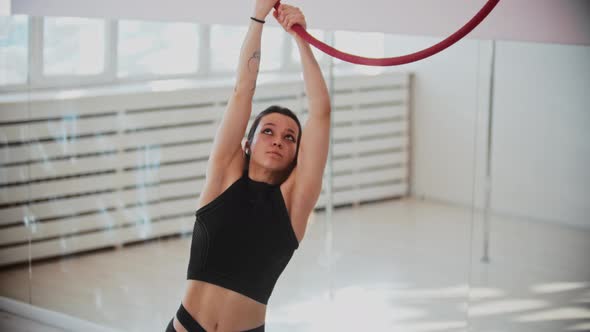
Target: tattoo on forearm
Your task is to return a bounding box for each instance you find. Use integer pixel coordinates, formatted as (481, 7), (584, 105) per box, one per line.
(248, 50), (261, 74)
(248, 50), (260, 92)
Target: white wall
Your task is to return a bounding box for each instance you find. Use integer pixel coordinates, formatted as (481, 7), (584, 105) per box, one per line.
(389, 35), (590, 229)
(381, 35), (483, 208)
(491, 41), (590, 229)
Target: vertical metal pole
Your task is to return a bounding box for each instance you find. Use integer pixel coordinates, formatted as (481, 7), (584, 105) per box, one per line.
(481, 40), (496, 263)
(325, 30), (335, 300)
(26, 18), (37, 304)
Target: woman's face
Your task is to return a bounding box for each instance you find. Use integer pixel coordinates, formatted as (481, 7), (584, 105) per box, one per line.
(248, 113), (299, 172)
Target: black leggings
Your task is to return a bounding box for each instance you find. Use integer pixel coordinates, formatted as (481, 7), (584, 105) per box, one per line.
(166, 303), (265, 332)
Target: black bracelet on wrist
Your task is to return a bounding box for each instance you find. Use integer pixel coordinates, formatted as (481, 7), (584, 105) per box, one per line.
(250, 16), (265, 24)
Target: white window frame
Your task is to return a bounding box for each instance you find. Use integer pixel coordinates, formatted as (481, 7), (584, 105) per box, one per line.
(0, 16), (335, 93)
(28, 17), (116, 89)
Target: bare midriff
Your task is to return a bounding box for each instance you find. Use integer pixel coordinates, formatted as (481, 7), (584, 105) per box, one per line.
(174, 280), (266, 332)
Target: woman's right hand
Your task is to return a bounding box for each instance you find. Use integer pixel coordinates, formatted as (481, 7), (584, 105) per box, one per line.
(272, 3), (307, 38)
(253, 0), (280, 20)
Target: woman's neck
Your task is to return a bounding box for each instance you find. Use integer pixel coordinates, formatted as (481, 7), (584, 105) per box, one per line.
(247, 165), (285, 185)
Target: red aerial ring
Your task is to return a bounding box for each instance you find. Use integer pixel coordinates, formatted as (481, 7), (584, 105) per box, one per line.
(273, 0), (500, 66)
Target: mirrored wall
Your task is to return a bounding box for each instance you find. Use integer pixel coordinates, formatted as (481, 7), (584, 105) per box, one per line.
(1, 13), (589, 332)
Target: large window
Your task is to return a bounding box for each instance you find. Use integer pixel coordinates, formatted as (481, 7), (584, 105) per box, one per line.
(291, 28), (326, 65)
(210, 24), (283, 73)
(334, 30), (386, 74)
(334, 30), (385, 65)
(1, 15), (383, 90)
(210, 24), (247, 73)
(43, 17), (106, 76)
(118, 20), (199, 78)
(0, 15), (29, 85)
(259, 26), (283, 72)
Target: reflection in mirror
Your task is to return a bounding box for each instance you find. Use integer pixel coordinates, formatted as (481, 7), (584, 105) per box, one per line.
(467, 40), (590, 332)
(0, 9), (588, 332)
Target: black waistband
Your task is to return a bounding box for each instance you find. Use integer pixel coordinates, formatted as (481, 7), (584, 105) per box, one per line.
(175, 303), (265, 332)
(176, 303), (206, 332)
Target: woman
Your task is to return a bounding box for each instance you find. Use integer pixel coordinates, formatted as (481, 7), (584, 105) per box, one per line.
(166, 0), (331, 331)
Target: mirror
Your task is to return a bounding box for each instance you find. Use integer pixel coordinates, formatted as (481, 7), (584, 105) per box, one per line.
(1, 12), (588, 332)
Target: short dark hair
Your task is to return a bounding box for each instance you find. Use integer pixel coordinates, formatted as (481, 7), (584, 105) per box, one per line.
(245, 105), (302, 176)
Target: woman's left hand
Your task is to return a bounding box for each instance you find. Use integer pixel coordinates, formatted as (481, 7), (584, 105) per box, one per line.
(273, 3), (307, 37)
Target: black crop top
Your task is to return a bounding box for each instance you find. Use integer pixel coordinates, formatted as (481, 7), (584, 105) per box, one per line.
(187, 169), (299, 305)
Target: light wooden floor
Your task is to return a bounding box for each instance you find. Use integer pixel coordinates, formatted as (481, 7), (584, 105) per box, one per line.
(1, 197), (589, 332)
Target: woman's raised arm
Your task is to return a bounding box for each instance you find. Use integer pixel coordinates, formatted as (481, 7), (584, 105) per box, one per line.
(274, 4), (331, 216)
(206, 0), (279, 180)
